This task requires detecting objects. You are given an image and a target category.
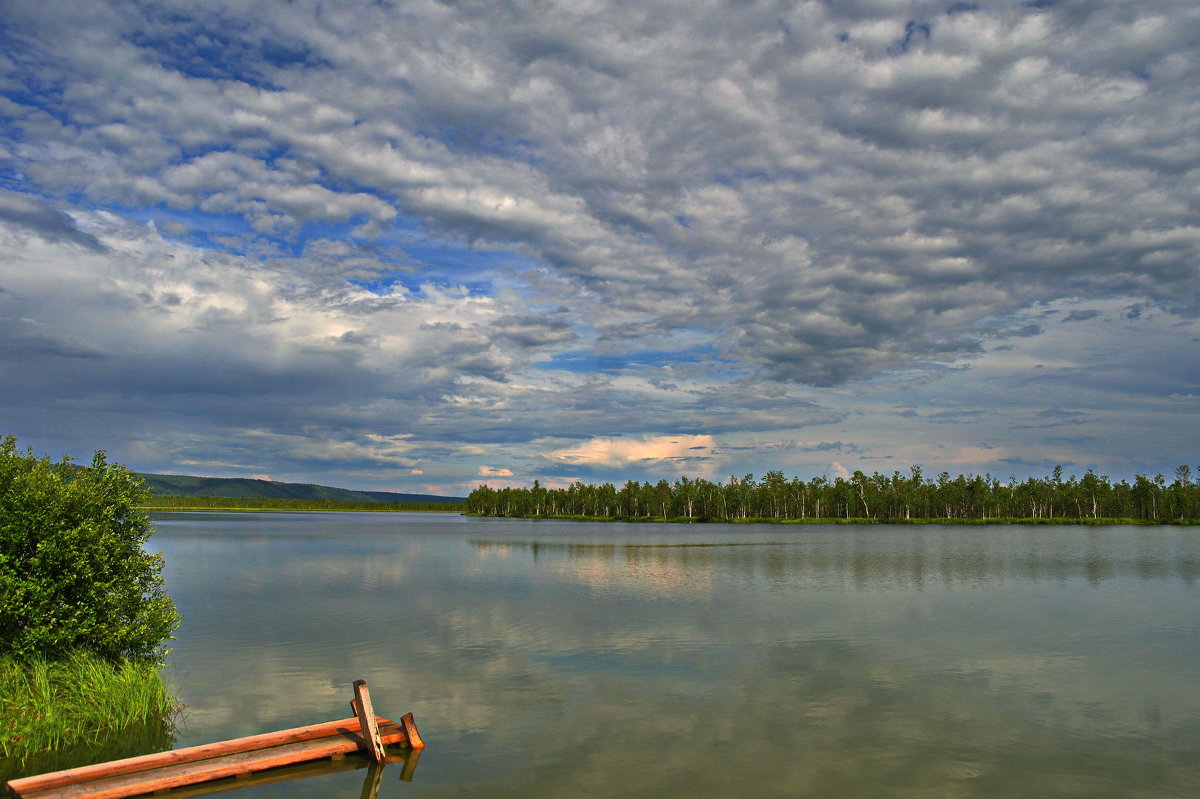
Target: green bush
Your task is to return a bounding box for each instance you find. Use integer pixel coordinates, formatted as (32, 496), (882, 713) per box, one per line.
(0, 436), (180, 662)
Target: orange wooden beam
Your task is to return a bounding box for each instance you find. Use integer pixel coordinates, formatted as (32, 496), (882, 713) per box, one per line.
(6, 716), (420, 799)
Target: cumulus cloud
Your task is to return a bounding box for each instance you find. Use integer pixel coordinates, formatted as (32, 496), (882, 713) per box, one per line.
(0, 0), (1197, 487)
(547, 435), (718, 469)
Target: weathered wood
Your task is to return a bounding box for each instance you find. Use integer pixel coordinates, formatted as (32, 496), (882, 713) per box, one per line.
(6, 677), (424, 799)
(352, 680), (387, 764)
(141, 747), (416, 799)
(158, 755), (365, 799)
(7, 720), (410, 799)
(399, 711), (425, 749)
(7, 718), (371, 797)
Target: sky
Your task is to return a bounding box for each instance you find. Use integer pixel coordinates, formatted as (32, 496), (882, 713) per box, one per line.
(1, 0), (1197, 496)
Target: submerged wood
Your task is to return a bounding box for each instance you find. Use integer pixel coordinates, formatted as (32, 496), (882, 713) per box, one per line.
(6, 707), (424, 799)
(153, 748), (416, 799)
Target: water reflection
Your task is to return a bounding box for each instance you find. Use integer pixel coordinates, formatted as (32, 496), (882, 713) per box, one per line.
(472, 531), (1200, 589)
(158, 750), (419, 799)
(0, 716), (175, 782)
(142, 515), (1200, 798)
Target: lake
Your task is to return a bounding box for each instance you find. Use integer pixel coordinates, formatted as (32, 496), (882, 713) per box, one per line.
(66, 514), (1200, 796)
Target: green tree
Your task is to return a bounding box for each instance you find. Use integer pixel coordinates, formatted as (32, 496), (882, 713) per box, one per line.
(0, 436), (180, 662)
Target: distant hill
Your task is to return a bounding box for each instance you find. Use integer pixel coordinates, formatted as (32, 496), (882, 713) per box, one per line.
(138, 473), (465, 504)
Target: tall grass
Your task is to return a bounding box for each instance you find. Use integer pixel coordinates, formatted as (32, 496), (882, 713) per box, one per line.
(0, 651), (181, 763)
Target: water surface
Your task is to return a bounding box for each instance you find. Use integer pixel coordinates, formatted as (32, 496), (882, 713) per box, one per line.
(141, 515), (1200, 796)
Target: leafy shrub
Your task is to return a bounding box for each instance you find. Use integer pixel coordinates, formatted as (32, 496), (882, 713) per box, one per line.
(0, 436), (180, 662)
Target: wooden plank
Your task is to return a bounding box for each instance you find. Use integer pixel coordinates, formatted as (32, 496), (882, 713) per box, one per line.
(161, 756), (365, 799)
(352, 681), (386, 764)
(7, 717), (373, 796)
(399, 712), (425, 750)
(8, 720), (406, 799)
(18, 723), (410, 799)
(152, 746), (415, 799)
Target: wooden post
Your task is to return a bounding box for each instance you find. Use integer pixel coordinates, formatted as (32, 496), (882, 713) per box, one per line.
(352, 680), (387, 764)
(399, 711), (425, 749)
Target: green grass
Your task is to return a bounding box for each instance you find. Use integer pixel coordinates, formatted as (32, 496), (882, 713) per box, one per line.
(0, 652), (181, 764)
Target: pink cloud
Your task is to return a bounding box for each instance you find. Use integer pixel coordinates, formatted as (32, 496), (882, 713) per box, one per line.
(547, 435), (716, 468)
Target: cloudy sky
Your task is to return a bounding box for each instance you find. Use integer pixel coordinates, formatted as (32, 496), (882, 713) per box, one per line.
(1, 0), (1197, 495)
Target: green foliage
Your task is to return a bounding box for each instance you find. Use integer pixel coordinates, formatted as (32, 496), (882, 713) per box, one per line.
(0, 651), (178, 764)
(0, 436), (180, 662)
(466, 465), (1200, 523)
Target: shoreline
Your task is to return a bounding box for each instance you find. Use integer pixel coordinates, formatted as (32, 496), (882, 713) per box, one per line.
(461, 513), (1198, 526)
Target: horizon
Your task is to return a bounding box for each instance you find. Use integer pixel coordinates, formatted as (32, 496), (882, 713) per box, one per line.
(134, 461), (1200, 499)
(2, 1), (1197, 494)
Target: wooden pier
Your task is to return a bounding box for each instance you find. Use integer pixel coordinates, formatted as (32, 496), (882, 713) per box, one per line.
(6, 681), (424, 799)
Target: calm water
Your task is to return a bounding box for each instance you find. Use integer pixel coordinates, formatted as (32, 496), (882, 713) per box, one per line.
(108, 515), (1200, 795)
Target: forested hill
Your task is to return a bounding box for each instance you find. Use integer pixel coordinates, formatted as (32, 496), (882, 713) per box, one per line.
(139, 473), (464, 504)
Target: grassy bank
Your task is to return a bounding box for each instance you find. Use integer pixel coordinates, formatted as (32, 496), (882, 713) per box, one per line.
(0, 652), (181, 763)
(143, 496), (464, 512)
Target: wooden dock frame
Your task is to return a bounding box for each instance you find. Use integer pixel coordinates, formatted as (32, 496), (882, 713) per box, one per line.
(6, 681), (424, 799)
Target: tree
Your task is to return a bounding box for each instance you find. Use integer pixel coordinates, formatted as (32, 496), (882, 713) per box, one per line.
(0, 436), (180, 662)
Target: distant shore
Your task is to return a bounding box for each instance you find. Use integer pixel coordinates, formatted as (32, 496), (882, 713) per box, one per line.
(143, 497), (464, 513)
(463, 513), (1198, 526)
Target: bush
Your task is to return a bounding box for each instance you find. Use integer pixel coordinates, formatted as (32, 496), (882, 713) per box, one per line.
(0, 436), (180, 662)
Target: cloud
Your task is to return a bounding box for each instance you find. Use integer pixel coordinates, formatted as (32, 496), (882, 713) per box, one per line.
(547, 435), (717, 469)
(0, 0), (1197, 488)
(479, 466), (515, 477)
(4, 0), (1198, 385)
(0, 190), (107, 252)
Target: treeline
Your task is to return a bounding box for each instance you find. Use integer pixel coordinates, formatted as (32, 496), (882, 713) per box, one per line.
(465, 466), (1200, 523)
(143, 496), (464, 512)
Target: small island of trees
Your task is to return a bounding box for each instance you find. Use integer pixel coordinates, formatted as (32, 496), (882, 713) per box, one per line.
(466, 466), (1200, 524)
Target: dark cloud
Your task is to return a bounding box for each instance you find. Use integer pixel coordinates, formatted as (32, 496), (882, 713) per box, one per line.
(0, 190), (107, 252)
(490, 315), (577, 348)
